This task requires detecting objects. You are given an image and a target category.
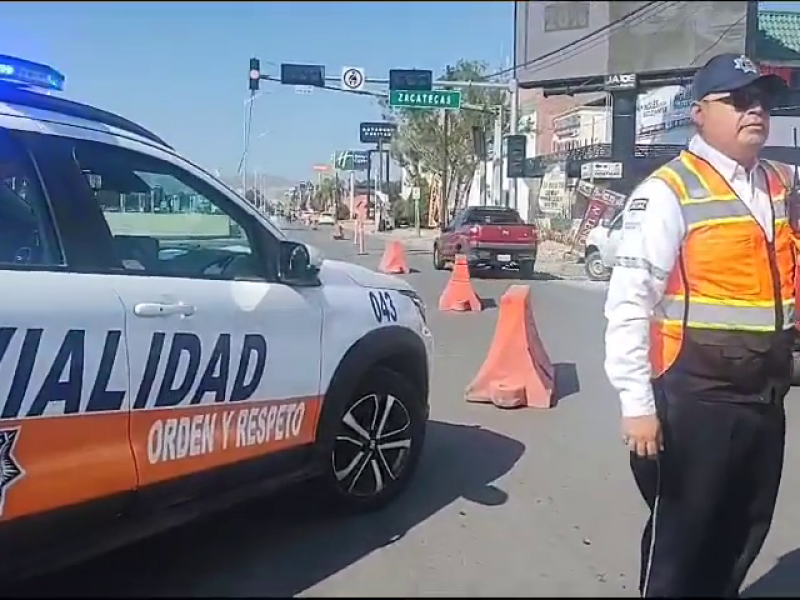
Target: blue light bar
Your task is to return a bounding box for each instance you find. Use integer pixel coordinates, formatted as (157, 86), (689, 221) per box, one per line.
(0, 55), (64, 91)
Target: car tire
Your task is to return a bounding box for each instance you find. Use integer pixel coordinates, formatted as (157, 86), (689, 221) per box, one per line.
(316, 367), (427, 513)
(585, 250), (611, 281)
(433, 244), (445, 270)
(519, 260), (535, 280)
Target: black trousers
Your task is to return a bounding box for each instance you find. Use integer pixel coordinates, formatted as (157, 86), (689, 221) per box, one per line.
(631, 389), (786, 598)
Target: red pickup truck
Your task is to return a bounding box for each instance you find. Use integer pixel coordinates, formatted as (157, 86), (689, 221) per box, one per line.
(432, 206), (538, 278)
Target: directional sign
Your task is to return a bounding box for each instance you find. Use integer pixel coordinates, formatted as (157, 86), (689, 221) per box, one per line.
(389, 90), (462, 110)
(280, 63), (325, 87)
(341, 66), (365, 92)
(359, 122), (397, 144)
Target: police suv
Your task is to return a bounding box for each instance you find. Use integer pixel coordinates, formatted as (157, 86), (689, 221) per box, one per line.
(0, 56), (432, 582)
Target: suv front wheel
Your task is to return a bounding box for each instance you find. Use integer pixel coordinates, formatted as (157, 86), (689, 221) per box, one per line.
(317, 367), (426, 513)
(585, 250), (611, 281)
(433, 244), (445, 270)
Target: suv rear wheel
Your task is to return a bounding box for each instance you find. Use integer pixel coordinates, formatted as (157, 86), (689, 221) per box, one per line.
(317, 367), (426, 513)
(519, 260), (535, 280)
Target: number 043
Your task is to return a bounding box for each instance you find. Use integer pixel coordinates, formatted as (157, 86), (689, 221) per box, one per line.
(369, 291), (398, 323)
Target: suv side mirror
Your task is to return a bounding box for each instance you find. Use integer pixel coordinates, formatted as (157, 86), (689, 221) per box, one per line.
(278, 240), (322, 286)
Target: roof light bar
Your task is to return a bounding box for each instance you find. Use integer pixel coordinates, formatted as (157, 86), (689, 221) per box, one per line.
(0, 55), (64, 91)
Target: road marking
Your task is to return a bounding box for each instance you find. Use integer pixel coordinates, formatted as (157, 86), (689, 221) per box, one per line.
(552, 279), (609, 293)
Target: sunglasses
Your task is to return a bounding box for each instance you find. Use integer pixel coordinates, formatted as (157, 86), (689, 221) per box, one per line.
(706, 87), (778, 112)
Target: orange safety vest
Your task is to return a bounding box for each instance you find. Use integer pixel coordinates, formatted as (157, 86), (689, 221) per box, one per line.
(650, 150), (797, 399)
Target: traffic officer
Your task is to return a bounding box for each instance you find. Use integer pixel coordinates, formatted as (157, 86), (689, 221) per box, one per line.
(604, 53), (795, 598)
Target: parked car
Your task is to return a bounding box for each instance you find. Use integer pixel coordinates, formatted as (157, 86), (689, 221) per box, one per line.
(432, 206), (538, 278)
(317, 212), (335, 225)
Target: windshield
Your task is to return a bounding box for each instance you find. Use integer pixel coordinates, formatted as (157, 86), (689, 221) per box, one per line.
(466, 209), (523, 225)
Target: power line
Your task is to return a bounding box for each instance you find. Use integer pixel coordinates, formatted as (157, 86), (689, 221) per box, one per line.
(485, 0), (662, 81)
(689, 12), (746, 67)
(509, 1), (683, 94)
(549, 2), (699, 98)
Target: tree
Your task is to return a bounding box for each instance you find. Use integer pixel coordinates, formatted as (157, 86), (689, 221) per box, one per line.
(312, 175), (347, 217)
(379, 60), (515, 223)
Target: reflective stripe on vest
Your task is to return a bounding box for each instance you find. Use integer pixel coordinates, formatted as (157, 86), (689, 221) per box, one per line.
(657, 297), (796, 332)
(649, 151), (796, 378)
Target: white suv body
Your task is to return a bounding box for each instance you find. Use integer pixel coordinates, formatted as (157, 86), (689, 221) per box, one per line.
(0, 71), (431, 582)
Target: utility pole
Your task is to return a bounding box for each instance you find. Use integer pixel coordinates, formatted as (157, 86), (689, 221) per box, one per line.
(440, 110), (450, 228)
(508, 78), (519, 211)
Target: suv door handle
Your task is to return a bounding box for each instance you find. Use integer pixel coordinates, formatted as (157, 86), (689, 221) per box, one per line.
(133, 302), (196, 318)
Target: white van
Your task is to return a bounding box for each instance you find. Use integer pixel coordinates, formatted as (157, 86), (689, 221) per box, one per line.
(583, 209), (623, 281)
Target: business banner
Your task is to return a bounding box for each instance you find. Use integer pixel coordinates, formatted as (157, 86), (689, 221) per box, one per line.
(571, 181), (626, 252)
(636, 85), (692, 139)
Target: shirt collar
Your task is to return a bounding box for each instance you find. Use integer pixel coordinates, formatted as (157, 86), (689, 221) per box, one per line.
(688, 134), (752, 182)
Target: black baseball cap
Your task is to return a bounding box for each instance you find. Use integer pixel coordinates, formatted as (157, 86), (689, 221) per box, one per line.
(692, 53), (787, 101)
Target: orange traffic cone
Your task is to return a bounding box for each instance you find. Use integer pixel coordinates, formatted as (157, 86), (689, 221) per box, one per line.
(332, 222), (345, 240)
(465, 285), (554, 409)
(438, 255), (481, 312)
(378, 240), (410, 274)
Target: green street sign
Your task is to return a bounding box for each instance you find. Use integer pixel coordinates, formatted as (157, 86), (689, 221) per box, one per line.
(389, 89), (462, 110)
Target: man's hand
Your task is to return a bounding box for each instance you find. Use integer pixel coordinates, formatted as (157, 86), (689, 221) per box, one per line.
(622, 414), (663, 458)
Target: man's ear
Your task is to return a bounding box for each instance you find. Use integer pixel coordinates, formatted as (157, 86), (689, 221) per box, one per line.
(690, 102), (703, 129)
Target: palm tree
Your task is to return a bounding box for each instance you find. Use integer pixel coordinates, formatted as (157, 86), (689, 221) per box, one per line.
(313, 175), (346, 216)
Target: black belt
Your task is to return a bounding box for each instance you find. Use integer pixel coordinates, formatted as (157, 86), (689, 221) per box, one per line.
(759, 381), (786, 405)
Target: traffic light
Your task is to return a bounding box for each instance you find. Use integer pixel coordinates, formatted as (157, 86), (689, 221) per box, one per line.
(249, 58), (260, 92)
(472, 126), (487, 160)
(505, 135), (527, 179)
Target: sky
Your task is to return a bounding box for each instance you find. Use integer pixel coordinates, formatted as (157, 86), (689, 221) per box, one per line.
(3, 1), (800, 183)
(0, 1), (513, 182)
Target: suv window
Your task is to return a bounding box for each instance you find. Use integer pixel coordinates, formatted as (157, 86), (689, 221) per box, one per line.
(464, 209), (523, 225)
(69, 140), (266, 281)
(0, 129), (61, 268)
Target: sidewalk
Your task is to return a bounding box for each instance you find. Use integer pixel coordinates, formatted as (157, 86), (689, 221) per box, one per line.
(340, 221), (437, 251)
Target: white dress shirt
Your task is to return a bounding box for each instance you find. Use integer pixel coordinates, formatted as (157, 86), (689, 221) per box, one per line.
(604, 135), (777, 418)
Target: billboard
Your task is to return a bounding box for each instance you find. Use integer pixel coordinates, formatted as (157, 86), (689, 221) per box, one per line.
(333, 150), (369, 171)
(514, 1), (749, 86)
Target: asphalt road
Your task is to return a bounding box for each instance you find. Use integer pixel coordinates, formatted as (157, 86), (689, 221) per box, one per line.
(12, 224), (800, 597)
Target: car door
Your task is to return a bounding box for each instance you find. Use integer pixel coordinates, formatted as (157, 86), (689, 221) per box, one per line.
(601, 212), (624, 269)
(443, 210), (466, 258)
(62, 136), (324, 510)
(0, 129), (137, 559)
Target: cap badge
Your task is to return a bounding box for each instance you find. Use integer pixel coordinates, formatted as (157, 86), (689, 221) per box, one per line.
(734, 55), (758, 75)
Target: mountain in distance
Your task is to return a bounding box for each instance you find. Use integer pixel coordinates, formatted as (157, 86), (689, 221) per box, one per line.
(218, 172), (297, 193)
(144, 172), (297, 197)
